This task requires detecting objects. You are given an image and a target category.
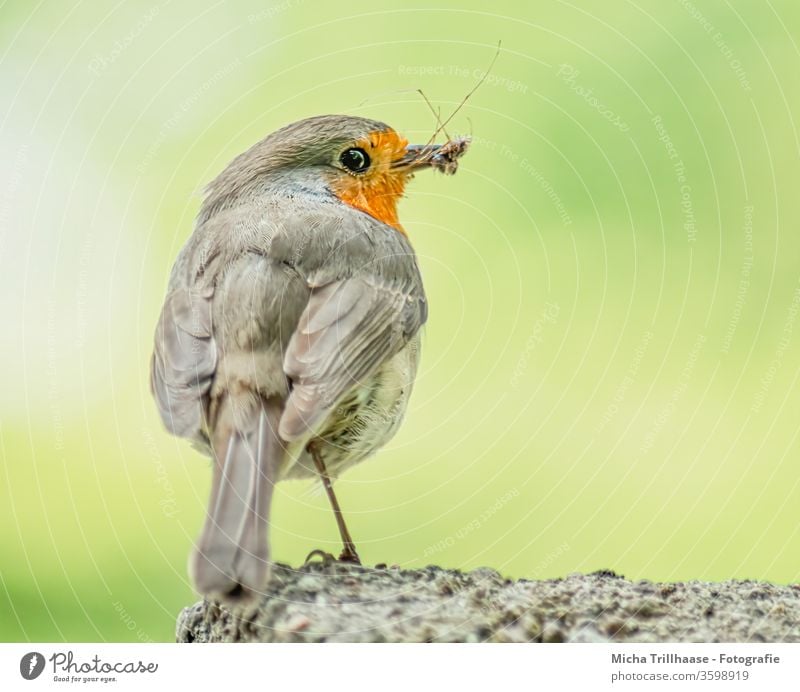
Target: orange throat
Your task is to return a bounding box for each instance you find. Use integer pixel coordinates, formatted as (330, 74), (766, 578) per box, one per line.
(330, 130), (410, 234)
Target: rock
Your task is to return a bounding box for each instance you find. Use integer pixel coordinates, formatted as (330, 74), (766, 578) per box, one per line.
(176, 563), (800, 643)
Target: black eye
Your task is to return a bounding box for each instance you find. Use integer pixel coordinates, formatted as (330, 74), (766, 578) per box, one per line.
(340, 147), (370, 173)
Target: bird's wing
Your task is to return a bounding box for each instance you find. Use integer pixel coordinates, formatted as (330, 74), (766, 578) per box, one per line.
(150, 285), (216, 443)
(279, 275), (426, 441)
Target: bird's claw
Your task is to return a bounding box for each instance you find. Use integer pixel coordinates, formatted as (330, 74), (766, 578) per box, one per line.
(338, 546), (361, 565)
(303, 549), (337, 566)
(303, 547), (362, 566)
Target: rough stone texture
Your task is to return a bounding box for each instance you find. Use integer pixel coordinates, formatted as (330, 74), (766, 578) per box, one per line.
(176, 562), (800, 643)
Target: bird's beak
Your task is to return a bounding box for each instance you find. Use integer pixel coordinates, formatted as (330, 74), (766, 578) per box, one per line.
(393, 137), (471, 175)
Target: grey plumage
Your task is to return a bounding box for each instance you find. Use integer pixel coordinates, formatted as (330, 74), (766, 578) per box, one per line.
(151, 115), (434, 604)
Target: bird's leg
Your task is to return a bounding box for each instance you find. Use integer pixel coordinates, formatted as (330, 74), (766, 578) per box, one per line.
(308, 441), (361, 564)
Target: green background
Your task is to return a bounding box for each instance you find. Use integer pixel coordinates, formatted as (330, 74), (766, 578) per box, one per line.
(2, 0), (799, 642)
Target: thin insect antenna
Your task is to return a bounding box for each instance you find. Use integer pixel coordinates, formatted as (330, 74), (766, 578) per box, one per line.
(427, 40), (502, 145)
(417, 88), (451, 143)
(437, 107), (451, 140)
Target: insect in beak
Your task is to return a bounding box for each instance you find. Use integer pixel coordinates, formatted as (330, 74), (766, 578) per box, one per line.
(394, 137), (471, 175)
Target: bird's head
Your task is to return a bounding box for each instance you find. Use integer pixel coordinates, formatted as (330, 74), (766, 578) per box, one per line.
(202, 114), (470, 233)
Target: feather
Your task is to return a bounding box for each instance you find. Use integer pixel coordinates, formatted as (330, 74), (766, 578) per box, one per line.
(150, 288), (216, 441)
(190, 397), (281, 603)
(279, 277), (425, 441)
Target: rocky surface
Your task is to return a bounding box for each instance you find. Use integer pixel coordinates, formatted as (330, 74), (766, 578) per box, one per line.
(176, 561), (800, 643)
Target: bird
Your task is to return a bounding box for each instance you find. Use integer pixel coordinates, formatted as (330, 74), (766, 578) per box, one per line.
(150, 114), (469, 605)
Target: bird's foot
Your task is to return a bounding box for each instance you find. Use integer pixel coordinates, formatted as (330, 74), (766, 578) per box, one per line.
(338, 544), (361, 565)
(303, 547), (362, 566)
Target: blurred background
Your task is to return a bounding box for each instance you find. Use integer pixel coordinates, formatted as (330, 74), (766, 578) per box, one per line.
(2, 0), (799, 642)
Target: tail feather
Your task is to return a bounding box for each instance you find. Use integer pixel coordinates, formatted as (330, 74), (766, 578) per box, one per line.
(190, 397), (282, 605)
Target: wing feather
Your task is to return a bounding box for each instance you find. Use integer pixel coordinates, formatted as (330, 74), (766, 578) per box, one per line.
(279, 276), (425, 441)
(150, 287), (216, 441)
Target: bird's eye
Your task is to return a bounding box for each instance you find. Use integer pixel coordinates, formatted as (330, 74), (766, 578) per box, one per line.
(340, 147), (370, 173)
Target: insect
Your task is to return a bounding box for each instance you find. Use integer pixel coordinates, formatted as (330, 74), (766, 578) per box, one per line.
(383, 42), (501, 177)
(427, 136), (472, 174)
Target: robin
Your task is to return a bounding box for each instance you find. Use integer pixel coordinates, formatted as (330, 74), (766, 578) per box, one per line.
(150, 114), (469, 605)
